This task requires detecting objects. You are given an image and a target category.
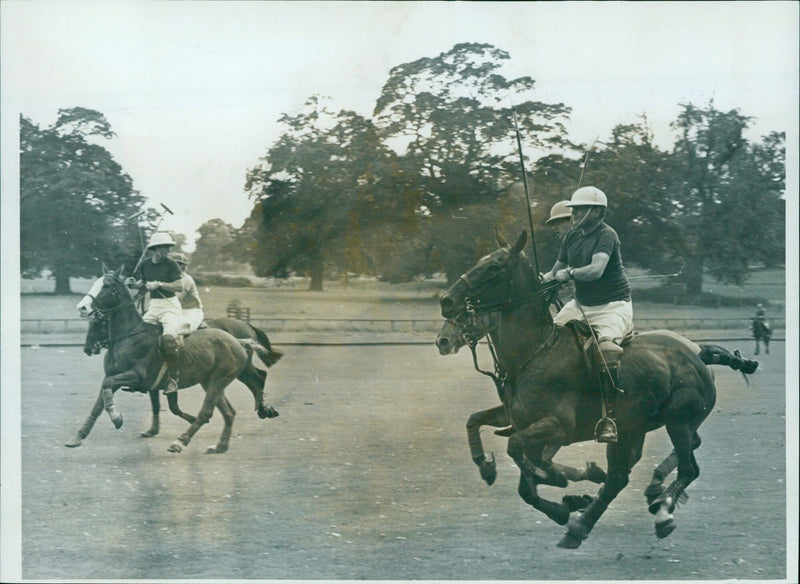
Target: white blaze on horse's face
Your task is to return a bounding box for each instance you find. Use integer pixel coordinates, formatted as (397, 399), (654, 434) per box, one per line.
(77, 276), (105, 318)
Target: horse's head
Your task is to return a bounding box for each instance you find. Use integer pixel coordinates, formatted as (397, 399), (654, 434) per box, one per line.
(77, 266), (131, 317)
(439, 230), (542, 321)
(435, 311), (499, 356)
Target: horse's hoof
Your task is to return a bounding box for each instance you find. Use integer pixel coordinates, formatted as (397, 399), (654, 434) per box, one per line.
(259, 406), (279, 419)
(480, 461), (497, 486)
(557, 532), (583, 549)
(206, 445), (228, 454)
(167, 441), (183, 453)
(586, 462), (607, 484)
(111, 414), (123, 429)
(140, 429), (158, 438)
(655, 518), (676, 539)
(65, 438), (82, 448)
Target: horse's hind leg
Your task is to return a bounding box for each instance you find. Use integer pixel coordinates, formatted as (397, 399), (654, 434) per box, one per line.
(646, 433), (700, 510)
(167, 380), (225, 453)
(239, 364), (278, 420)
(206, 395), (235, 454)
(558, 433), (645, 549)
(651, 425), (702, 539)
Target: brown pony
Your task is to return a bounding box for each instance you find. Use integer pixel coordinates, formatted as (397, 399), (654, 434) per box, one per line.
(439, 231), (756, 548)
(65, 268), (279, 453)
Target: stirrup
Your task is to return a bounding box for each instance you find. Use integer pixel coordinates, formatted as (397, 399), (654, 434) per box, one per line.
(595, 417), (618, 443)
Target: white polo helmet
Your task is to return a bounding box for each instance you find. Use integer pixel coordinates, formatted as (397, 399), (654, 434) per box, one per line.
(546, 200), (573, 224)
(565, 186), (607, 208)
(146, 231), (176, 249)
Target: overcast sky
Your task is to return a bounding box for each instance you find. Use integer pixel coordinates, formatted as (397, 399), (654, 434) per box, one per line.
(2, 1), (798, 249)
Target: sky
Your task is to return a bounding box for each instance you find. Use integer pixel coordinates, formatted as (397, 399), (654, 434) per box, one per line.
(2, 1), (798, 251)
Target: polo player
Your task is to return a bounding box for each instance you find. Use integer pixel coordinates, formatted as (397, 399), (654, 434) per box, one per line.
(169, 252), (205, 331)
(542, 186), (633, 443)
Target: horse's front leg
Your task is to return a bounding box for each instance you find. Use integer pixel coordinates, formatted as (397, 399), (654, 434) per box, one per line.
(140, 390), (161, 437)
(466, 405), (509, 485)
(65, 390), (109, 447)
(507, 415), (571, 488)
(99, 370), (141, 429)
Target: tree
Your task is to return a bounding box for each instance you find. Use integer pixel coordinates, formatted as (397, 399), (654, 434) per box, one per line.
(245, 97), (402, 290)
(192, 219), (241, 271)
(373, 42), (577, 283)
(20, 109), (148, 293)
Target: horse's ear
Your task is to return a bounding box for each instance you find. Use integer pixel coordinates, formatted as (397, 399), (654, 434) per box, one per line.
(495, 227), (509, 248)
(101, 261), (109, 274)
(115, 265), (125, 278)
(511, 230), (528, 254)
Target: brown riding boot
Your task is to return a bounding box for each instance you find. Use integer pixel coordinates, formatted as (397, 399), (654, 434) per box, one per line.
(596, 340), (622, 443)
(162, 335), (180, 395)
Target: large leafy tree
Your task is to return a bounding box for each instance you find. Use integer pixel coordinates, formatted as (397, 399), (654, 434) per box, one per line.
(20, 109), (147, 293)
(373, 42), (576, 282)
(244, 97), (403, 290)
(192, 219), (241, 272)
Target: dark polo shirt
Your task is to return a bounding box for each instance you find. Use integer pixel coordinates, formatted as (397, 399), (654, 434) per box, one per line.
(136, 259), (181, 299)
(557, 222), (631, 306)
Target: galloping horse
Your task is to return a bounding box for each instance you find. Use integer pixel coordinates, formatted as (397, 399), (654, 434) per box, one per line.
(77, 280), (283, 438)
(66, 267), (279, 453)
(752, 317), (771, 355)
(436, 314), (606, 516)
(439, 231), (756, 548)
(435, 308), (756, 526)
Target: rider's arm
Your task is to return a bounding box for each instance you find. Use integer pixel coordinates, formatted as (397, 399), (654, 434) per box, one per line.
(571, 252), (610, 281)
(146, 278), (184, 292)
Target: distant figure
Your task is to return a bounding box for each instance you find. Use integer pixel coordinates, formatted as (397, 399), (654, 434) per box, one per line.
(751, 303), (771, 355)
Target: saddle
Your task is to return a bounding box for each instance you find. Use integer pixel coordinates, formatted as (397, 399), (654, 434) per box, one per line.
(563, 320), (634, 371)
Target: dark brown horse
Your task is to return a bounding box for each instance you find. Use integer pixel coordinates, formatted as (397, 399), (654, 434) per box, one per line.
(439, 231), (756, 548)
(78, 282), (283, 439)
(436, 314), (607, 516)
(435, 309), (757, 526)
(65, 268), (279, 453)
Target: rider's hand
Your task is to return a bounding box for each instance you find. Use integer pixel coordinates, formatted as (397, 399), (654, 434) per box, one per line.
(145, 281), (161, 291)
(124, 277), (138, 288)
(555, 269), (571, 282)
(541, 272), (555, 283)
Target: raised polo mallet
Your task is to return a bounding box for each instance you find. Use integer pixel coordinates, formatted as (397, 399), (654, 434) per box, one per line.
(130, 203), (175, 277)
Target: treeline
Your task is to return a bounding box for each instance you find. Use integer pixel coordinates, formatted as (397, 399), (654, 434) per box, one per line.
(21, 43), (785, 295)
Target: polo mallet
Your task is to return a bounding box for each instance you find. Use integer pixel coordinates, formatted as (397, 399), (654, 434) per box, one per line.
(625, 258), (686, 281)
(130, 203), (175, 277)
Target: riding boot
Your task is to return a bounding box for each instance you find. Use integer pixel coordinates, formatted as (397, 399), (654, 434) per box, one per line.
(161, 334), (180, 395)
(596, 340), (622, 444)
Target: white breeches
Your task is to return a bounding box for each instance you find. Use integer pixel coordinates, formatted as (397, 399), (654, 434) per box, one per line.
(554, 299), (634, 344)
(143, 297), (189, 337)
(183, 308), (205, 331)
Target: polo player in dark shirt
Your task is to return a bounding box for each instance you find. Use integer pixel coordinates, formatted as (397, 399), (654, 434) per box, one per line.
(542, 186), (633, 443)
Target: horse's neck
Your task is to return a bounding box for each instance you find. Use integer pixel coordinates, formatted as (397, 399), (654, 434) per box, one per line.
(108, 304), (145, 341)
(491, 303), (554, 373)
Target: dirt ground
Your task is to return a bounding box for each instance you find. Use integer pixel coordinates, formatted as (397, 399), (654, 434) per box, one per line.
(16, 341), (788, 581)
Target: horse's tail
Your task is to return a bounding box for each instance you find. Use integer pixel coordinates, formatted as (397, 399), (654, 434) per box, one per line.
(246, 325), (284, 367)
(698, 344), (759, 375)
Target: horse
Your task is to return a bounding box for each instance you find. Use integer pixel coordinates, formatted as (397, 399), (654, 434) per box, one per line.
(65, 267), (279, 453)
(76, 280), (283, 438)
(752, 317), (771, 355)
(434, 309), (757, 526)
(439, 230), (758, 548)
(436, 314), (607, 517)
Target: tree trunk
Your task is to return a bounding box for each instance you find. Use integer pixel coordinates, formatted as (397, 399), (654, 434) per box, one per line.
(682, 255), (704, 297)
(54, 269), (72, 294)
(308, 253), (324, 292)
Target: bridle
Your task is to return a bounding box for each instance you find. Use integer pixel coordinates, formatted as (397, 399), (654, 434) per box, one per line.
(91, 276), (146, 319)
